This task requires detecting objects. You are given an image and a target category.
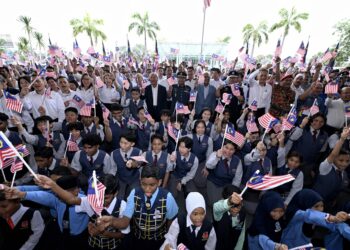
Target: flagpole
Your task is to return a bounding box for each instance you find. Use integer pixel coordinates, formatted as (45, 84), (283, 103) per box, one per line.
(240, 170), (260, 196)
(0, 161), (7, 183)
(10, 171), (17, 188)
(175, 129), (181, 151)
(200, 9), (206, 58)
(220, 124), (228, 150)
(92, 170), (101, 217)
(63, 133), (72, 159)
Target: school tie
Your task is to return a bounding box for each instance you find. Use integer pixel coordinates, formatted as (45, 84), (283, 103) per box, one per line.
(63, 206), (70, 233)
(224, 158), (229, 173)
(87, 128), (91, 134)
(145, 196), (152, 210)
(198, 136), (201, 144)
(6, 218), (14, 230)
(89, 156), (94, 165)
(153, 154), (158, 167)
(336, 170), (342, 180)
(191, 225), (197, 237)
(120, 121), (124, 129)
(134, 100), (137, 106)
(124, 153), (128, 161)
(312, 130), (318, 142)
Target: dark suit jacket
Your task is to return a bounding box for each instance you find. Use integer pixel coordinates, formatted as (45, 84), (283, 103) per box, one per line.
(144, 84), (167, 121)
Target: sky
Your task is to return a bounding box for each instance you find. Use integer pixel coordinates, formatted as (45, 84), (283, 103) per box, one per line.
(1, 0), (349, 60)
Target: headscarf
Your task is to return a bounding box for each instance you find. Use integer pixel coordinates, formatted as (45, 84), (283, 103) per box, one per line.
(285, 189), (323, 224)
(248, 191), (285, 242)
(186, 192), (206, 215)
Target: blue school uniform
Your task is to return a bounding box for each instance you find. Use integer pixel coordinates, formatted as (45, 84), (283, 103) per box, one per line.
(129, 99), (144, 119)
(242, 156), (271, 184)
(113, 148), (142, 185)
(145, 151), (168, 180)
(136, 121), (152, 151)
(37, 131), (62, 151)
(207, 156), (241, 187)
(275, 165), (301, 194)
(109, 118), (129, 151)
(205, 122), (213, 137)
(79, 150), (107, 178)
(213, 134), (223, 152)
(266, 146), (278, 169)
(156, 121), (166, 137)
(61, 119), (70, 140)
(167, 130), (187, 154)
(173, 152), (196, 180)
(66, 139), (83, 163)
(8, 130), (22, 145)
(80, 124), (97, 138)
(191, 134), (209, 163)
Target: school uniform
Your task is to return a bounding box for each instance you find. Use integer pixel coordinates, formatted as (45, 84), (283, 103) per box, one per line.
(81, 123), (105, 141)
(144, 150), (169, 181)
(213, 133), (224, 152)
(71, 150), (114, 178)
(128, 98), (145, 119)
(110, 147), (142, 199)
(136, 121), (152, 151)
(108, 118), (129, 151)
(66, 137), (83, 163)
(0, 205), (44, 250)
(166, 129), (187, 154)
(37, 158), (60, 176)
(213, 199), (245, 250)
(123, 187), (178, 250)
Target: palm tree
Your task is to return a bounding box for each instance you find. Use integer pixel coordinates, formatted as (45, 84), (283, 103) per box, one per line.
(33, 32), (45, 59)
(242, 21), (269, 57)
(18, 16), (34, 54)
(128, 12), (160, 53)
(0, 39), (6, 53)
(17, 37), (30, 55)
(70, 13), (107, 46)
(217, 36), (231, 44)
(270, 7), (309, 47)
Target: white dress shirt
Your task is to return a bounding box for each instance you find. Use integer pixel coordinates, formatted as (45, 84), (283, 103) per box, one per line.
(76, 87), (94, 103)
(98, 86), (120, 104)
(247, 70), (272, 111)
(151, 84), (159, 106)
(71, 150), (114, 175)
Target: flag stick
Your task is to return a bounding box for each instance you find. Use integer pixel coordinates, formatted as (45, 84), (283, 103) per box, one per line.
(240, 170), (260, 196)
(1, 90), (14, 117)
(0, 167), (7, 183)
(261, 118), (272, 142)
(92, 170), (101, 217)
(175, 129), (181, 150)
(0, 131), (38, 180)
(63, 133), (72, 159)
(220, 124), (228, 150)
(200, 9), (206, 57)
(10, 171), (17, 188)
(345, 115), (348, 128)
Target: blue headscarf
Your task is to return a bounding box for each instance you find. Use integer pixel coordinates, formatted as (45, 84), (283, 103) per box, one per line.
(248, 191), (285, 242)
(286, 189), (323, 224)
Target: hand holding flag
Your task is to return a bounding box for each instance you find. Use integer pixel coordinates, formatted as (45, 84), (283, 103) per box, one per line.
(88, 171), (106, 216)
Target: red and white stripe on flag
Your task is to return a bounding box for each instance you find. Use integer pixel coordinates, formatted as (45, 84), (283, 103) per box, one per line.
(247, 174), (295, 191)
(80, 105), (92, 116)
(87, 180), (106, 215)
(258, 113), (275, 129)
(6, 99), (23, 113)
(10, 159), (23, 173)
(325, 83), (338, 94)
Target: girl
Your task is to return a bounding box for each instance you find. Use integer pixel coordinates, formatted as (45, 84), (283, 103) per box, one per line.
(161, 192), (217, 250)
(248, 191), (287, 250)
(76, 73), (95, 103)
(236, 108), (258, 135)
(98, 72), (120, 109)
(188, 108), (214, 137)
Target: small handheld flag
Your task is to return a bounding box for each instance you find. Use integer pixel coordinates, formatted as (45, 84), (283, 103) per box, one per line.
(189, 90), (197, 102)
(175, 102), (190, 114)
(222, 93), (232, 105)
(249, 100), (258, 111)
(309, 99), (319, 116)
(224, 123), (245, 147)
(4, 91), (23, 113)
(87, 171), (106, 216)
(246, 172), (295, 191)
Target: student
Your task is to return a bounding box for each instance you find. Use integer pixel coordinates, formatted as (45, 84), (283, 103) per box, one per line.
(104, 104), (129, 151)
(70, 134), (114, 178)
(80, 112), (105, 141)
(0, 189), (45, 250)
(161, 192), (216, 250)
(34, 147), (60, 176)
(96, 166), (179, 250)
(135, 106), (154, 151)
(65, 122), (84, 163)
(313, 127), (350, 210)
(34, 174), (130, 250)
(0, 112), (22, 145)
(205, 140), (243, 212)
(143, 134), (172, 187)
(166, 137), (198, 200)
(10, 175), (90, 250)
(166, 115), (188, 154)
(16, 115), (66, 159)
(76, 73), (95, 103)
(154, 109), (171, 142)
(60, 107), (80, 140)
(110, 132), (142, 199)
(247, 191), (287, 250)
(121, 87), (144, 119)
(213, 185), (245, 250)
(212, 119), (227, 152)
(281, 189), (349, 249)
(188, 108), (214, 137)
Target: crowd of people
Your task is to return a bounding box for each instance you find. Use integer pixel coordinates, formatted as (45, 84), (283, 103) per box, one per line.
(1, 53), (350, 250)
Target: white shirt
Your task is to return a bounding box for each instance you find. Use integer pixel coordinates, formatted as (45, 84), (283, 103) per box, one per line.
(11, 205), (44, 250)
(151, 84), (159, 106)
(76, 87), (94, 104)
(98, 86), (120, 104)
(325, 97), (350, 129)
(248, 70), (272, 111)
(27, 90), (66, 121)
(210, 79), (224, 89)
(59, 90), (82, 110)
(71, 150), (115, 175)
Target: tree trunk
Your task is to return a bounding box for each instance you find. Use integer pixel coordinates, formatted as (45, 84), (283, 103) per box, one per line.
(90, 36), (94, 47)
(144, 32), (147, 55)
(251, 42), (255, 57)
(281, 34), (286, 48)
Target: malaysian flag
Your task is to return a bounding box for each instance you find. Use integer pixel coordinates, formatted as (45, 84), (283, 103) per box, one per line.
(72, 95), (85, 108)
(222, 93), (232, 105)
(87, 174), (106, 216)
(345, 106), (350, 118)
(87, 46), (96, 55)
(203, 0), (211, 10)
(67, 137), (79, 152)
(244, 55), (257, 70)
(323, 65), (333, 82)
(0, 133), (17, 162)
(170, 48), (180, 54)
(176, 102), (190, 114)
(4, 91), (23, 113)
(101, 105), (110, 121)
(274, 39), (282, 57)
(246, 117), (259, 133)
(144, 109), (153, 121)
(167, 77), (176, 86)
(2, 144), (30, 169)
(95, 77), (104, 88)
(247, 172), (295, 191)
(80, 100), (94, 116)
(310, 99), (319, 116)
(282, 106), (297, 131)
(10, 158), (23, 173)
(325, 81), (338, 94)
(258, 113), (277, 130)
(122, 75), (130, 89)
(224, 123), (245, 147)
(296, 41), (305, 56)
(189, 90), (197, 102)
(212, 54), (219, 59)
(249, 100), (258, 111)
(215, 102), (224, 113)
(73, 39), (81, 57)
(231, 84), (241, 97)
(44, 88), (52, 99)
(167, 123), (179, 141)
(128, 116), (141, 128)
(321, 48), (333, 63)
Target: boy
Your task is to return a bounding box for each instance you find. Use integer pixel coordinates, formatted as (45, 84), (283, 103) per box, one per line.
(65, 122), (84, 163)
(0, 189), (44, 250)
(136, 106), (154, 151)
(70, 134), (114, 178)
(121, 87), (145, 119)
(96, 166), (178, 250)
(34, 174), (130, 250)
(34, 146), (61, 176)
(110, 132), (142, 199)
(154, 109), (171, 142)
(143, 134), (172, 187)
(313, 127), (350, 209)
(59, 107), (80, 140)
(104, 104), (129, 151)
(80, 111), (105, 141)
(165, 137), (198, 200)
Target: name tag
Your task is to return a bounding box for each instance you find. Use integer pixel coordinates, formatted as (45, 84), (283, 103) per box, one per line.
(153, 209), (162, 219)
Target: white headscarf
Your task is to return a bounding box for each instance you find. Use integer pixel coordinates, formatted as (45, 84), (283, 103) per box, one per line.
(186, 192), (206, 215)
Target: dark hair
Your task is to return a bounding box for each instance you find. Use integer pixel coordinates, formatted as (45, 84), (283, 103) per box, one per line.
(211, 68), (221, 74)
(310, 113), (326, 124)
(34, 147), (54, 158)
(339, 149), (350, 157)
(110, 103), (123, 112)
(120, 132), (137, 143)
(79, 73), (92, 89)
(160, 109), (171, 117)
(67, 122), (84, 131)
(137, 106), (145, 113)
(131, 87), (141, 93)
(65, 107), (78, 114)
(151, 134), (164, 143)
(51, 166), (72, 177)
(81, 134), (102, 146)
(141, 165), (159, 179)
(223, 139), (237, 149)
(286, 151), (302, 162)
(222, 185), (241, 199)
(99, 174), (119, 195)
(200, 108), (212, 118)
(187, 66), (194, 71)
(34, 115), (53, 124)
(178, 136), (193, 149)
(170, 114), (184, 124)
(192, 119), (206, 134)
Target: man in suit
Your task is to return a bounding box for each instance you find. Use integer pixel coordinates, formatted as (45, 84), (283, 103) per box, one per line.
(144, 73), (167, 121)
(195, 72), (217, 117)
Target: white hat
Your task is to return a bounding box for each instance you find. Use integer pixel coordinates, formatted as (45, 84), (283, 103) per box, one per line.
(186, 192), (206, 215)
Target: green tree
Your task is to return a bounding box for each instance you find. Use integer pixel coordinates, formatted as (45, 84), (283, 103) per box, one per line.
(33, 32), (45, 59)
(17, 37), (30, 55)
(128, 12), (160, 53)
(70, 13), (107, 46)
(18, 16), (34, 54)
(270, 7), (309, 47)
(333, 19), (350, 66)
(242, 21), (269, 57)
(0, 39), (6, 53)
(217, 36), (231, 44)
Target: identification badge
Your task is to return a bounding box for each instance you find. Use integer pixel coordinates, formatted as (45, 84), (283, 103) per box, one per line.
(153, 209), (162, 219)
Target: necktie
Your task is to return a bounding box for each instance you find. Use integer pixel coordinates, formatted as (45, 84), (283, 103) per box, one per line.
(224, 159), (229, 173)
(153, 154), (158, 167)
(89, 156), (94, 165)
(312, 130), (317, 142)
(124, 153), (128, 161)
(336, 170), (342, 180)
(198, 136), (201, 144)
(7, 218), (14, 230)
(191, 225), (197, 237)
(120, 121), (124, 129)
(63, 206), (70, 233)
(134, 100), (137, 106)
(145, 196), (152, 210)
